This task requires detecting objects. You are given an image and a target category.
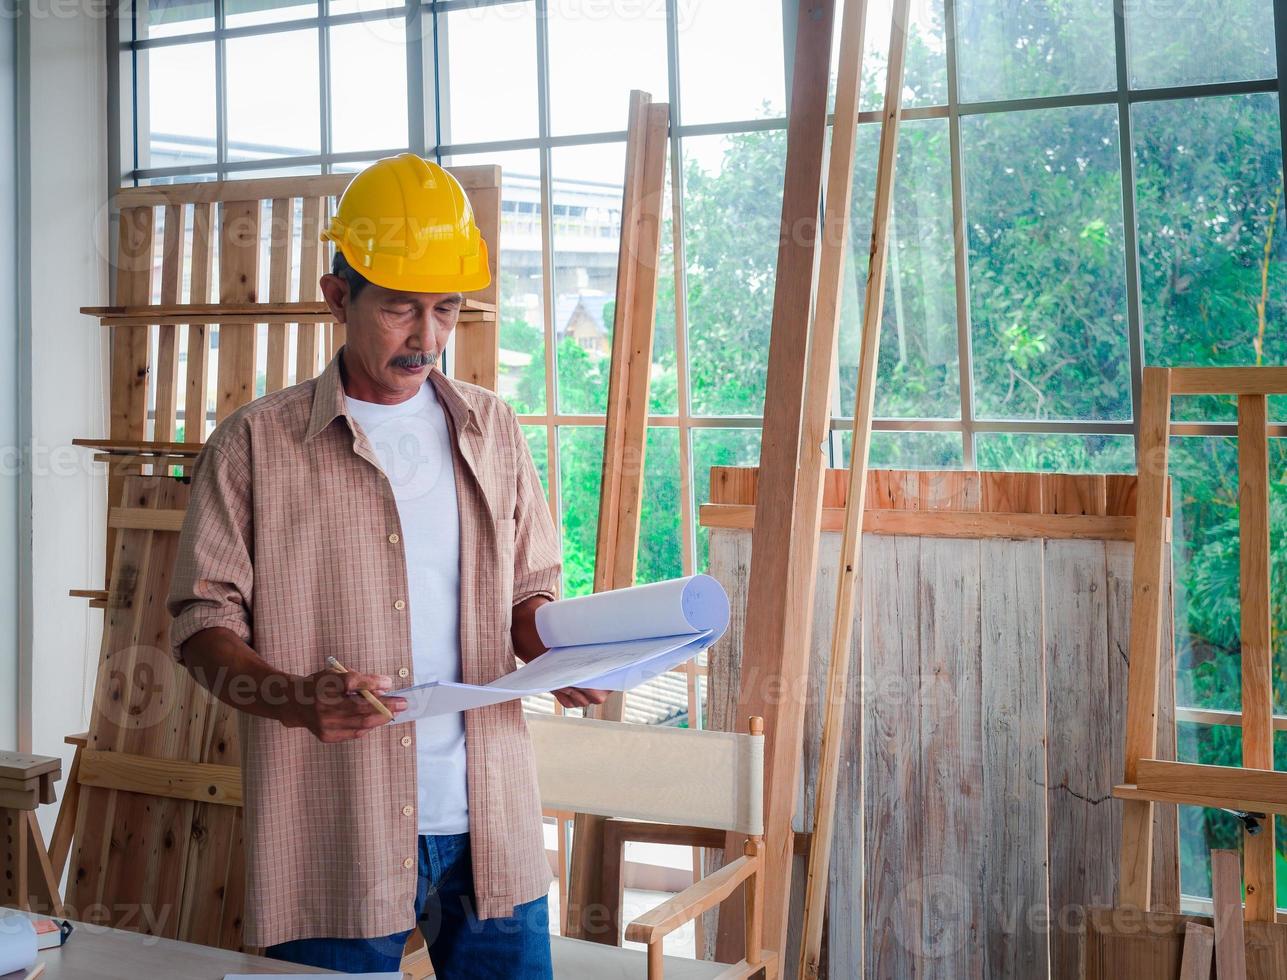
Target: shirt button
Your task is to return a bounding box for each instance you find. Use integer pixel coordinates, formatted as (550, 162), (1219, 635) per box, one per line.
(402, 804), (414, 817)
(398, 667), (410, 678)
(400, 735), (412, 747)
(388, 533), (399, 544)
(394, 599), (406, 611)
(402, 857), (414, 870)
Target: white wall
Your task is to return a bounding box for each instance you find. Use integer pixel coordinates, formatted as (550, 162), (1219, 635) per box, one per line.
(0, 0), (19, 754)
(18, 0), (110, 840)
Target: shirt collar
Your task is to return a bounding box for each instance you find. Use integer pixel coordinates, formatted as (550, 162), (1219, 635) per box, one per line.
(304, 345), (482, 443)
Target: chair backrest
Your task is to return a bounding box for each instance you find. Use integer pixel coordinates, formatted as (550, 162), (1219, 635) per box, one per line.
(526, 714), (763, 836)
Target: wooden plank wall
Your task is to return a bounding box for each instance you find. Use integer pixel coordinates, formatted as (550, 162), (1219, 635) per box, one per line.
(703, 468), (1178, 979)
(66, 476), (249, 946)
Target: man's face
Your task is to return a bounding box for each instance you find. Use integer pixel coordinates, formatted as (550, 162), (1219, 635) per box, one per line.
(320, 272), (463, 402)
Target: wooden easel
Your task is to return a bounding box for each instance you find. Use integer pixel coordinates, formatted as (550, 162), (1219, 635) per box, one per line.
(55, 167), (502, 967)
(1116, 366), (1287, 922)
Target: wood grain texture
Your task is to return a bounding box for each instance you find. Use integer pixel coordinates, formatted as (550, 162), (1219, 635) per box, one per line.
(106, 205), (155, 583)
(1169, 365), (1287, 395)
(264, 197), (294, 394)
(863, 535), (922, 979)
(1238, 393), (1275, 921)
(1118, 367), (1173, 909)
(980, 537), (1048, 977)
(1212, 849), (1248, 979)
(703, 497), (1178, 977)
(1105, 540), (1180, 913)
(1044, 538), (1114, 980)
(698, 503), (1137, 539)
(798, 4), (911, 968)
(1083, 906), (1287, 980)
(717, 0), (837, 962)
(296, 196), (325, 383)
(153, 203), (183, 443)
(917, 536), (984, 977)
(184, 201), (214, 443)
(1178, 922), (1214, 980)
(215, 200), (260, 422)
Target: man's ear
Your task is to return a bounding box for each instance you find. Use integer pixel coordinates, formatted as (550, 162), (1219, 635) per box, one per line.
(319, 273), (348, 324)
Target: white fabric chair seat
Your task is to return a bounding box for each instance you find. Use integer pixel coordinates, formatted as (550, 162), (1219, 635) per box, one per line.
(550, 935), (731, 979)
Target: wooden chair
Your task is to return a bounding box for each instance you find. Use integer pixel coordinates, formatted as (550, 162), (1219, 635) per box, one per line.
(529, 713), (769, 979)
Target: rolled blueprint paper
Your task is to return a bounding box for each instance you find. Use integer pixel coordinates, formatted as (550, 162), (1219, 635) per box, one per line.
(533, 573), (730, 649)
(0, 914), (38, 975)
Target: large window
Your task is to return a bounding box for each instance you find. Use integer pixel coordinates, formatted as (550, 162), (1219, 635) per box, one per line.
(119, 0), (1287, 910)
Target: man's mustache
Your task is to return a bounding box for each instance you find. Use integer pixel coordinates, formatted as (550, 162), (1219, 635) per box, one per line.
(391, 351), (440, 369)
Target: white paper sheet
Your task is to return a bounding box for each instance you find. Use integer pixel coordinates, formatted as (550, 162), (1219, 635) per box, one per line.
(387, 574), (729, 722)
(0, 915), (37, 975)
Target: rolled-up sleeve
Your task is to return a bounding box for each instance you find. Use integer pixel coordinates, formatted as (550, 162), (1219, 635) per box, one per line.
(166, 436), (255, 662)
(506, 407), (561, 606)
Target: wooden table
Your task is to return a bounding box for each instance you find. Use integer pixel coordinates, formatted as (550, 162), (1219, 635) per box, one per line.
(6, 913), (333, 978)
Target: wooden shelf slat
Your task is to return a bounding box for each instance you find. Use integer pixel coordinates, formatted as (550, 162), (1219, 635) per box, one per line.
(1114, 759), (1287, 815)
(83, 301), (493, 327)
(75, 438), (201, 456)
(1170, 366), (1287, 395)
(699, 502), (1136, 540)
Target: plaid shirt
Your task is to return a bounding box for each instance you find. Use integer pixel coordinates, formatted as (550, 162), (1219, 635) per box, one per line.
(166, 346), (560, 947)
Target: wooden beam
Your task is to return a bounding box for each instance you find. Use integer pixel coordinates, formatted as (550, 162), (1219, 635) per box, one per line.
(1118, 759), (1287, 813)
(567, 89), (671, 943)
(265, 197), (296, 394)
(184, 201), (215, 443)
(108, 164), (500, 209)
(717, 0), (836, 963)
(78, 749), (243, 807)
(105, 205), (155, 584)
(1118, 367), (1173, 909)
(1169, 366), (1287, 395)
(108, 507), (186, 532)
(699, 503), (1137, 540)
(154, 203), (183, 443)
(215, 200), (261, 422)
(1212, 849), (1249, 978)
(798, 0), (907, 974)
(452, 167), (502, 390)
(296, 196), (326, 383)
(1238, 393), (1275, 921)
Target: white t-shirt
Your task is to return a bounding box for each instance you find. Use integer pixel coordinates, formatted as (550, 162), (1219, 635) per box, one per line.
(345, 378), (469, 835)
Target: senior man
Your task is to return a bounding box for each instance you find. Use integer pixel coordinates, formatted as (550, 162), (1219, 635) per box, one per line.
(166, 153), (604, 977)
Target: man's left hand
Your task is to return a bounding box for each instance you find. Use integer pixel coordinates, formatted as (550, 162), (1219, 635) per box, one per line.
(552, 687), (609, 710)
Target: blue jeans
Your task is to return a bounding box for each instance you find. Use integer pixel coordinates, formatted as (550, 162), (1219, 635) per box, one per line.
(266, 833), (553, 979)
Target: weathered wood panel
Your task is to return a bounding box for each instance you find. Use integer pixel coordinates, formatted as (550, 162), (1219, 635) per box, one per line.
(980, 537), (1048, 977)
(706, 518), (1178, 978)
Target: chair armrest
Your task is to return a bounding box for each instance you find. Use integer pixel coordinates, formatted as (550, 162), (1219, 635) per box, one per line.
(624, 853), (759, 945)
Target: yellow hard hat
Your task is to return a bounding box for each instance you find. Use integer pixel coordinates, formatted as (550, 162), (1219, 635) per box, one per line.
(321, 153), (491, 294)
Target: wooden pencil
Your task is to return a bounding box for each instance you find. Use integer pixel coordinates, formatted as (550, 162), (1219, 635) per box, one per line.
(325, 656), (395, 721)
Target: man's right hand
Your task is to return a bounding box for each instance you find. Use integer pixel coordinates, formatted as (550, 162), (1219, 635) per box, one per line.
(286, 668), (407, 743)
